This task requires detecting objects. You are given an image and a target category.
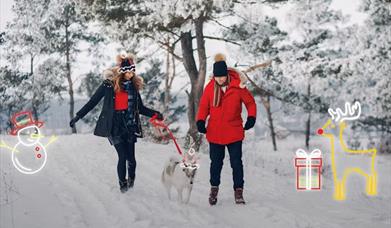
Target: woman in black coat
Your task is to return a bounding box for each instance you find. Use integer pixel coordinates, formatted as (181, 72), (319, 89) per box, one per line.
(69, 53), (163, 193)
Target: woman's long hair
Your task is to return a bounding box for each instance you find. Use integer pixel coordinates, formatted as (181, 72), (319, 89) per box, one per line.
(112, 70), (144, 93)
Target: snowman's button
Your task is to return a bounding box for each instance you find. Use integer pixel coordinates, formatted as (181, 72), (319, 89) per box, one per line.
(37, 154), (41, 158)
(35, 146), (40, 151)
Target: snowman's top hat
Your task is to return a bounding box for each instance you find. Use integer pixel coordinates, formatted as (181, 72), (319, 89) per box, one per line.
(10, 111), (44, 135)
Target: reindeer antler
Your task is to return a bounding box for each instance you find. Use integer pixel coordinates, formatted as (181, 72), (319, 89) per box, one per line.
(328, 101), (361, 122)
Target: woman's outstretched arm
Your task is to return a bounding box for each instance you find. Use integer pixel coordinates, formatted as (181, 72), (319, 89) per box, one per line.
(76, 83), (105, 119)
(137, 92), (161, 118)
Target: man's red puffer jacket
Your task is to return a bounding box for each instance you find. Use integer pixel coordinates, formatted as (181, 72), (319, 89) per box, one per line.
(196, 68), (257, 145)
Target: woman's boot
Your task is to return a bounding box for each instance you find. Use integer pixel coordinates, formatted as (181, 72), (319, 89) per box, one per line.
(128, 177), (135, 188)
(119, 180), (128, 193)
(209, 186), (219, 206)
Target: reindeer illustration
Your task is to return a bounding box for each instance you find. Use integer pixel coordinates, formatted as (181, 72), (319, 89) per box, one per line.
(317, 101), (377, 200)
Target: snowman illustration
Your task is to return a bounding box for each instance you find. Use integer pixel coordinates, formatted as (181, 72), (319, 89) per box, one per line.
(8, 111), (49, 174)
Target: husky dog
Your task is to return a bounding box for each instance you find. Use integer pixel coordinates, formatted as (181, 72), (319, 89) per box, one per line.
(161, 156), (199, 204)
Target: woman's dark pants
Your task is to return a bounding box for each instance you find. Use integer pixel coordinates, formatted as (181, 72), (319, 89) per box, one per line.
(114, 140), (136, 182)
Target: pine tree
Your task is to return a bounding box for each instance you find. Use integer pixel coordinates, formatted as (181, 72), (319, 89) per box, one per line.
(352, 0), (390, 132)
(2, 0), (54, 120)
(279, 0), (348, 148)
(0, 67), (30, 133)
(45, 0), (103, 133)
(335, 0), (391, 149)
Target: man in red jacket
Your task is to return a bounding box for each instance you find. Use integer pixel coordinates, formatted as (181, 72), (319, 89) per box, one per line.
(196, 54), (257, 205)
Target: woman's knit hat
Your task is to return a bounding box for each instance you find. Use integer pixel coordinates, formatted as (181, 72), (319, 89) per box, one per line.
(117, 51), (136, 73)
(119, 58), (135, 73)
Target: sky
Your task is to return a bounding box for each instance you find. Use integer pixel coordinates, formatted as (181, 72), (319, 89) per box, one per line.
(0, 0), (14, 31)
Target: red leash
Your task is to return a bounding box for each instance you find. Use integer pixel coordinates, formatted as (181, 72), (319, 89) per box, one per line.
(149, 114), (183, 156)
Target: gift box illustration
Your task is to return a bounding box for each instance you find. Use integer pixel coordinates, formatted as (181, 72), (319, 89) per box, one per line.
(295, 149), (322, 190)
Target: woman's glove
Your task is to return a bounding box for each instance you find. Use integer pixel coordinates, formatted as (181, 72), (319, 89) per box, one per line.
(244, 116), (256, 130)
(69, 115), (80, 128)
(196, 120), (207, 134)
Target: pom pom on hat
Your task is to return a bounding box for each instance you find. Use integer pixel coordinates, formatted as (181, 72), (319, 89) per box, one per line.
(115, 51), (137, 73)
(116, 51), (137, 65)
(214, 53), (226, 62)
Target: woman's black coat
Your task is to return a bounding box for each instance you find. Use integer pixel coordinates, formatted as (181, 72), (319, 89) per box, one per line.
(76, 79), (156, 138)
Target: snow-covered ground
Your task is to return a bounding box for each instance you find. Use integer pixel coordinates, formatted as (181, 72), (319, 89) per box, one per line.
(1, 133), (390, 228)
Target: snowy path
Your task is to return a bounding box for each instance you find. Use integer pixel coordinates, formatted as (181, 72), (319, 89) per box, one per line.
(1, 134), (390, 228)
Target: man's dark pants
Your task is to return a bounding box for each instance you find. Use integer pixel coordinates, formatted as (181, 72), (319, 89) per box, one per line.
(209, 140), (244, 189)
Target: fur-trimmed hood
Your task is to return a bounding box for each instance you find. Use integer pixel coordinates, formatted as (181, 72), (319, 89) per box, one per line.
(102, 67), (119, 80)
(227, 67), (248, 89)
(205, 67), (248, 89)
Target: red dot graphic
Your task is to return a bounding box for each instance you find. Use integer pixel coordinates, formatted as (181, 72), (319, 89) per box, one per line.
(317, 128), (324, 135)
(37, 154), (41, 158)
(35, 147), (40, 151)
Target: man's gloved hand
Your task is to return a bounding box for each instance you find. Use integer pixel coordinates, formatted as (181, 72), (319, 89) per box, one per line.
(196, 120), (207, 134)
(155, 112), (164, 120)
(69, 115), (80, 128)
(244, 116), (256, 130)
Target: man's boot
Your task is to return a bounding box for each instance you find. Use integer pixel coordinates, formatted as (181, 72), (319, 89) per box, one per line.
(234, 188), (245, 204)
(209, 186), (219, 206)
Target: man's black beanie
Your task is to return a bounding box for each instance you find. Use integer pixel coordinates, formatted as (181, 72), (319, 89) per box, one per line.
(213, 61), (228, 77)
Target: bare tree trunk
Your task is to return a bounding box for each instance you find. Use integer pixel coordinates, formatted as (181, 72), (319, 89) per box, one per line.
(180, 31), (198, 140)
(194, 17), (207, 114)
(170, 51), (176, 89)
(305, 83), (311, 148)
(161, 36), (179, 121)
(164, 38), (171, 113)
(262, 96), (277, 151)
(6, 109), (13, 132)
(179, 17), (207, 150)
(30, 55), (39, 120)
(240, 62), (277, 151)
(65, 8), (76, 134)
